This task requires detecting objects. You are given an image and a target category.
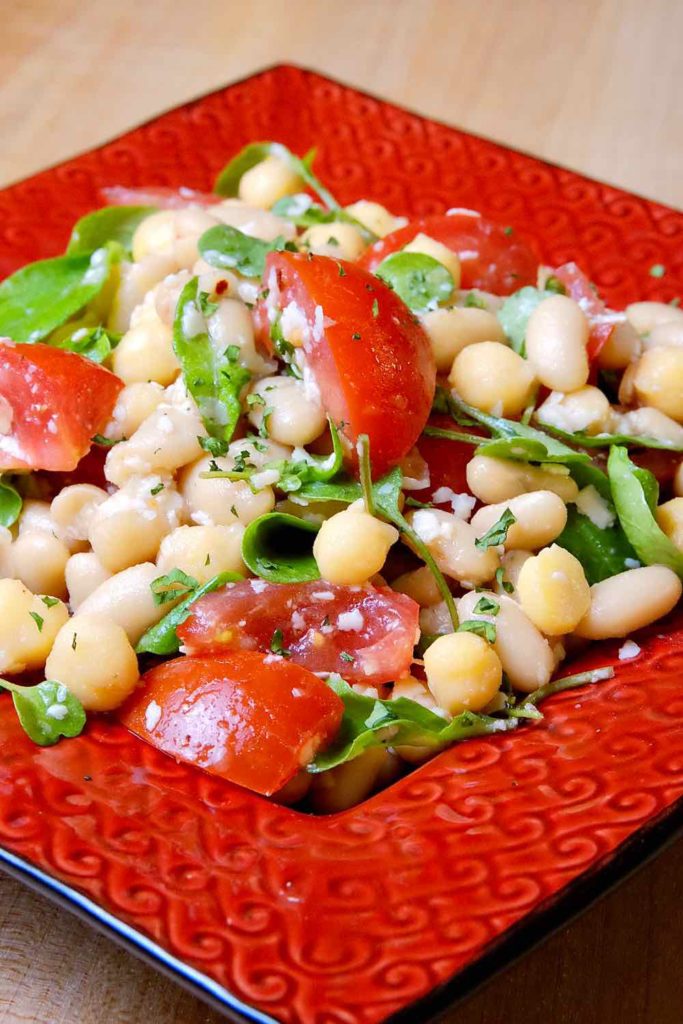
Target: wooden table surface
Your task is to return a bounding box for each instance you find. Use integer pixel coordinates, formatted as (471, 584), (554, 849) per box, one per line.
(1, 2), (682, 1022)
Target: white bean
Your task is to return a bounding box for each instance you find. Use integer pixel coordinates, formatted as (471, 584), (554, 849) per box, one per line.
(420, 306), (505, 371)
(247, 375), (326, 447)
(88, 476), (184, 573)
(525, 294), (589, 391)
(574, 566), (682, 639)
(470, 491), (567, 551)
(65, 552), (112, 611)
(78, 562), (180, 645)
(406, 508), (499, 586)
(466, 455), (578, 504)
(626, 301), (683, 335)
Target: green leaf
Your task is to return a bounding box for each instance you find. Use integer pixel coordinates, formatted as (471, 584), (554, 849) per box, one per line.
(173, 276), (250, 443)
(198, 224), (295, 279)
(67, 205), (156, 256)
(538, 420), (683, 452)
(54, 324), (117, 364)
(150, 568), (199, 606)
(475, 508), (516, 550)
(0, 247), (117, 343)
(607, 445), (683, 577)
(0, 678), (86, 746)
(271, 195), (377, 242)
(555, 505), (638, 584)
(458, 618), (497, 642)
(375, 252), (454, 311)
(241, 512), (320, 583)
(526, 666), (615, 705)
(310, 676), (518, 772)
(136, 571), (241, 655)
(214, 142), (339, 210)
(0, 476), (22, 527)
(498, 286), (555, 355)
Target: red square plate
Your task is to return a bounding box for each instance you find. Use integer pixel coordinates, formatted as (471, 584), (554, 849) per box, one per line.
(0, 65), (682, 1024)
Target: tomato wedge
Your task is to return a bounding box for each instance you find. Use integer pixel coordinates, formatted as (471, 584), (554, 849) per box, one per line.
(415, 414), (479, 501)
(0, 342), (123, 472)
(358, 212), (538, 295)
(101, 185), (221, 209)
(178, 579), (420, 686)
(119, 651), (343, 796)
(264, 251), (436, 475)
(551, 263), (622, 361)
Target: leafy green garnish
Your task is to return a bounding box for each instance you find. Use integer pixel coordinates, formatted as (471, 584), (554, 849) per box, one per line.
(0, 247), (117, 343)
(0, 476), (22, 528)
(136, 571), (241, 655)
(357, 433), (375, 515)
(607, 445), (683, 577)
(538, 420), (683, 452)
(198, 224), (295, 279)
(526, 666), (615, 705)
(150, 569), (199, 606)
(67, 205), (156, 256)
(495, 566), (514, 594)
(497, 286), (555, 355)
(555, 506), (638, 584)
(475, 508), (516, 549)
(55, 324), (118, 364)
(375, 252), (454, 311)
(473, 595), (500, 615)
(270, 194), (377, 242)
(173, 277), (250, 445)
(214, 142), (339, 210)
(241, 513), (320, 583)
(0, 678), (86, 746)
(270, 628), (291, 658)
(458, 619), (497, 642)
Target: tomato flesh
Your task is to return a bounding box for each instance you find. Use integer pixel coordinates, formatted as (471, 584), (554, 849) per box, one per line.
(0, 342), (123, 472)
(100, 185), (221, 209)
(358, 212), (538, 295)
(119, 651), (343, 796)
(264, 252), (436, 476)
(178, 579), (420, 686)
(551, 263), (619, 361)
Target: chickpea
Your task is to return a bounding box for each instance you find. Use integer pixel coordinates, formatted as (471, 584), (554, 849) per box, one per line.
(613, 407), (683, 447)
(458, 589), (555, 692)
(391, 565), (443, 607)
(423, 632), (503, 715)
(420, 306), (505, 372)
(156, 524), (245, 583)
(631, 347), (683, 422)
(449, 341), (536, 417)
(574, 566), (682, 640)
(112, 316), (180, 386)
(0, 579), (69, 674)
(403, 233), (461, 287)
(517, 545), (591, 635)
(46, 614), (140, 712)
(179, 454), (276, 527)
(78, 562), (180, 645)
(301, 222), (366, 261)
(470, 491), (568, 551)
(65, 552), (112, 611)
(105, 382), (165, 441)
(406, 508), (499, 587)
(344, 200), (405, 238)
(596, 320), (642, 370)
(10, 530), (70, 598)
(237, 155), (304, 209)
(50, 485), (108, 551)
(525, 294), (590, 392)
(466, 455), (578, 505)
(643, 320), (683, 349)
(626, 301), (683, 335)
(655, 498), (683, 551)
(313, 510), (398, 585)
(247, 375), (326, 447)
(88, 476), (184, 574)
(309, 747), (390, 814)
(536, 387), (611, 436)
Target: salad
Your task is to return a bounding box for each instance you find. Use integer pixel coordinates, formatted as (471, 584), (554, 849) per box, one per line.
(0, 141), (681, 814)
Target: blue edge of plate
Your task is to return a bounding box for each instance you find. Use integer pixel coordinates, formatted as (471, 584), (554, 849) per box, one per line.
(2, 798), (681, 1024)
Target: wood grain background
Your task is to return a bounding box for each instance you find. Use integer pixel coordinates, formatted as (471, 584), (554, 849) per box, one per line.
(1, 2), (682, 1022)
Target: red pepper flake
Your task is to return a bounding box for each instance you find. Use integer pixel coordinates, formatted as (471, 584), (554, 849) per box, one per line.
(215, 279), (228, 295)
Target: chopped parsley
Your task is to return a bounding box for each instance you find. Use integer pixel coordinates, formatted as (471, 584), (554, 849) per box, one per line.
(270, 628), (291, 657)
(150, 482), (164, 496)
(372, 298), (379, 317)
(495, 566), (514, 594)
(475, 508), (517, 550)
(473, 595), (500, 616)
(40, 596), (60, 608)
(457, 619), (497, 643)
(340, 651), (355, 663)
(29, 611), (44, 632)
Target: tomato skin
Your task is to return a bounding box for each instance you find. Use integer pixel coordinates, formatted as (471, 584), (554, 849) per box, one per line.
(0, 342), (123, 472)
(119, 651), (343, 796)
(265, 251), (436, 475)
(178, 579), (420, 686)
(100, 185), (221, 209)
(415, 414), (479, 501)
(358, 212), (538, 295)
(551, 263), (618, 361)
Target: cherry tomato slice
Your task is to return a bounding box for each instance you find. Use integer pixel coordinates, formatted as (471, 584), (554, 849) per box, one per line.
(178, 579), (420, 686)
(264, 251), (436, 475)
(119, 651), (343, 796)
(358, 212), (538, 295)
(551, 263), (620, 361)
(0, 342), (123, 472)
(100, 185), (221, 209)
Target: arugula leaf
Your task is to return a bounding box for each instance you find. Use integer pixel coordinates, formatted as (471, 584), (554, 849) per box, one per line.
(67, 205), (156, 256)
(198, 224), (295, 278)
(214, 142), (340, 210)
(241, 512), (320, 583)
(136, 571), (241, 655)
(538, 420), (683, 452)
(310, 676), (518, 772)
(375, 252), (454, 311)
(55, 324), (118, 364)
(526, 666), (614, 705)
(475, 508), (516, 549)
(173, 277), (250, 443)
(555, 505), (638, 584)
(0, 246), (117, 343)
(497, 286), (555, 355)
(150, 568), (199, 606)
(0, 477), (22, 527)
(0, 678), (86, 746)
(607, 445), (683, 577)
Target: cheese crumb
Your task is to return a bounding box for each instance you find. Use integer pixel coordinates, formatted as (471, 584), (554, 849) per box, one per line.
(337, 609), (364, 631)
(618, 640), (641, 661)
(145, 700), (162, 731)
(574, 485), (616, 529)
